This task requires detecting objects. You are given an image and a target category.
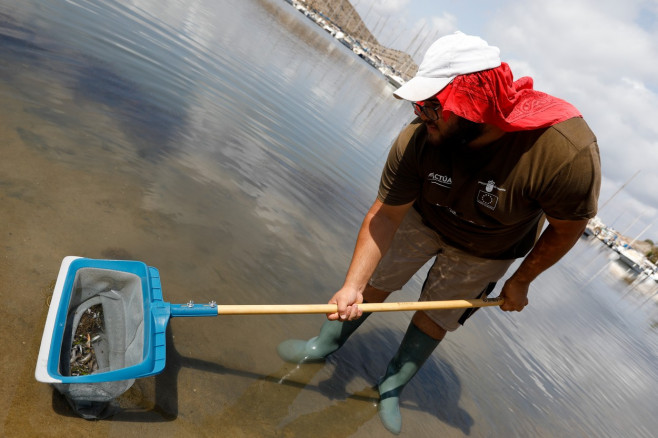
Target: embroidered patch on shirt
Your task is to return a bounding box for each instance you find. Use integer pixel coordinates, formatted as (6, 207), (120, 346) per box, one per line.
(477, 180), (506, 210)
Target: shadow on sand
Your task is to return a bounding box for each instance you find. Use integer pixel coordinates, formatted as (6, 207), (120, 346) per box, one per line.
(50, 324), (474, 435)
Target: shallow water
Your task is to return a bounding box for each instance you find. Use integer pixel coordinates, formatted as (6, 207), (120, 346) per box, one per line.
(2, 0), (658, 437)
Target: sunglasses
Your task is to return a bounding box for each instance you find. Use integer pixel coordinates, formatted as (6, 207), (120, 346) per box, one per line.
(412, 101), (442, 121)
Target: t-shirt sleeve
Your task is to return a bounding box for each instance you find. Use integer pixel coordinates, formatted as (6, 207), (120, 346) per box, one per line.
(377, 122), (424, 205)
(538, 142), (601, 220)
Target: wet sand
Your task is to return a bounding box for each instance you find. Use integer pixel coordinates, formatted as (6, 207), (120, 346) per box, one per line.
(0, 102), (494, 437)
(0, 69), (410, 438)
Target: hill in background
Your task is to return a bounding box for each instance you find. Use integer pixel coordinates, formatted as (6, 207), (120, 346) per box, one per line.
(299, 0), (418, 79)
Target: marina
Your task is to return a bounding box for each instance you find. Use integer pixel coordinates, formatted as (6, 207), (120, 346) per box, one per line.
(586, 216), (658, 287)
(283, 0), (410, 87)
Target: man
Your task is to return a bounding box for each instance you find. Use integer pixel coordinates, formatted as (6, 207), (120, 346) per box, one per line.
(278, 31), (601, 434)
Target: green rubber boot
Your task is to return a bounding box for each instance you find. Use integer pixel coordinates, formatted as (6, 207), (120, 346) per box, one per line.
(377, 322), (441, 435)
(277, 312), (371, 363)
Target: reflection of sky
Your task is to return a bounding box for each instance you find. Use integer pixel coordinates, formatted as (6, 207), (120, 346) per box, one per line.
(447, 238), (658, 436)
(2, 0), (409, 220)
(0, 0), (413, 297)
(131, 0), (413, 221)
(8, 0), (412, 284)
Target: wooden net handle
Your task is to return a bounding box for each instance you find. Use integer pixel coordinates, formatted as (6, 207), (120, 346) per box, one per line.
(215, 297), (503, 315)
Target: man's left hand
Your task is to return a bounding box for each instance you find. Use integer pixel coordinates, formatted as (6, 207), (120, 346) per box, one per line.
(499, 277), (530, 312)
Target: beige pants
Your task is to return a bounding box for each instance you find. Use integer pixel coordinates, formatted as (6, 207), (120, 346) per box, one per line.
(370, 208), (514, 331)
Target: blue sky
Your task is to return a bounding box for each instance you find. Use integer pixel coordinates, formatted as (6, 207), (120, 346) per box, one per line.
(352, 0), (658, 240)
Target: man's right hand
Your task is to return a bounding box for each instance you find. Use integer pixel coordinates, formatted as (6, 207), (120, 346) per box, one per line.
(327, 286), (363, 321)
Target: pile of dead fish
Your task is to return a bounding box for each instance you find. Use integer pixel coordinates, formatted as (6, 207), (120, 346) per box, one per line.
(69, 304), (104, 376)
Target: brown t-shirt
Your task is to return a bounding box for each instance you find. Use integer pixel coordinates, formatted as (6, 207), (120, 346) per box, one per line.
(377, 117), (601, 259)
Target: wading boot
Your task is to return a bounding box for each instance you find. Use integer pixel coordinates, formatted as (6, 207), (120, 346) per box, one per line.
(277, 312), (371, 363)
(377, 322), (441, 435)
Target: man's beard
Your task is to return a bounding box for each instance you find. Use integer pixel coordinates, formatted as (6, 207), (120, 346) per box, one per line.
(452, 117), (486, 145)
(427, 116), (485, 147)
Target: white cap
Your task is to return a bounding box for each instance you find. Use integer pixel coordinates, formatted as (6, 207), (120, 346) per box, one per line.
(394, 31), (501, 101)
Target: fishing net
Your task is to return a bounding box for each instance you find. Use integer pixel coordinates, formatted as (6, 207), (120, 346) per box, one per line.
(53, 267), (145, 419)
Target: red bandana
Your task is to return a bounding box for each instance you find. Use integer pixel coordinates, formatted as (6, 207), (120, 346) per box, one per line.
(436, 63), (581, 132)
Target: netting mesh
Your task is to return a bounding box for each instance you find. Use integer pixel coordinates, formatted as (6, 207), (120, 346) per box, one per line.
(53, 267), (145, 419)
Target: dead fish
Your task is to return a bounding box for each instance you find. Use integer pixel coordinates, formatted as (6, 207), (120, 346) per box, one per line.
(70, 352), (80, 364)
(80, 353), (93, 364)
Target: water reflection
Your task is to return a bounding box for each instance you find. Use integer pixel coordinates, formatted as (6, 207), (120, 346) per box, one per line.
(73, 64), (187, 160)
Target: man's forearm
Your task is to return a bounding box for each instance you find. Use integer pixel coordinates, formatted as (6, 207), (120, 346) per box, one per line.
(500, 217), (587, 312)
(342, 203), (408, 290)
(328, 200), (413, 320)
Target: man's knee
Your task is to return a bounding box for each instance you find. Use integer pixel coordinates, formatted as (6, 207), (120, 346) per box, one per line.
(363, 284), (392, 303)
(412, 311), (447, 341)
